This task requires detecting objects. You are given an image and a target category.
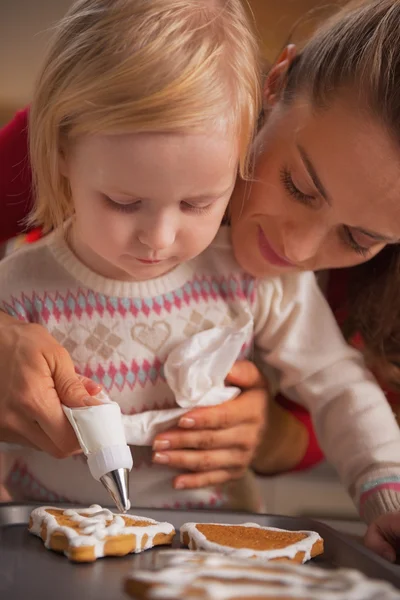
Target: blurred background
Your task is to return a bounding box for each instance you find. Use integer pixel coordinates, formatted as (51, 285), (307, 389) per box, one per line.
(0, 0), (346, 124)
(0, 0), (360, 529)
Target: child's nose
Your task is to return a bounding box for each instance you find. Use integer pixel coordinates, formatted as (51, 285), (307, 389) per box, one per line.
(139, 220), (176, 252)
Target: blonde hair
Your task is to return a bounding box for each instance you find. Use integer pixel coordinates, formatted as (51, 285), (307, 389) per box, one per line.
(29, 0), (261, 231)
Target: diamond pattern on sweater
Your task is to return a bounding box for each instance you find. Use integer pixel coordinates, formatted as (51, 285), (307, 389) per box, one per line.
(3, 275), (255, 324)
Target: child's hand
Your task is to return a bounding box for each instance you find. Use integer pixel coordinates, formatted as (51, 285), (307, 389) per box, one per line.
(364, 512), (400, 562)
(0, 311), (101, 457)
(152, 361), (268, 489)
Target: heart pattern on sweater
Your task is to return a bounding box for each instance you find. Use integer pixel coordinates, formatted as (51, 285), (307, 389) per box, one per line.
(131, 321), (171, 353)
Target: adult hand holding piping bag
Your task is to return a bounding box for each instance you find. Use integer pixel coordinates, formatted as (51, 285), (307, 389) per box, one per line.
(0, 310), (102, 457)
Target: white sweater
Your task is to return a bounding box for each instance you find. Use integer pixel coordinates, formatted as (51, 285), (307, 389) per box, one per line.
(1, 226), (400, 521)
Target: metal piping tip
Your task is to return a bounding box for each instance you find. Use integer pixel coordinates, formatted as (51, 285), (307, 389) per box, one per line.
(100, 468), (131, 513)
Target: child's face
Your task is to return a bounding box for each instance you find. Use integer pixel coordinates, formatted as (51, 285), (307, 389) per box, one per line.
(231, 93), (400, 277)
(64, 131), (237, 281)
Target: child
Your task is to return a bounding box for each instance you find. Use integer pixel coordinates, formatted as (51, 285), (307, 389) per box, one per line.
(1, 0), (262, 510)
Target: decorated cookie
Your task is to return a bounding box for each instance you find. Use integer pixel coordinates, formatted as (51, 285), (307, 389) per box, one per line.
(124, 549), (400, 599)
(28, 504), (175, 562)
(180, 522), (323, 563)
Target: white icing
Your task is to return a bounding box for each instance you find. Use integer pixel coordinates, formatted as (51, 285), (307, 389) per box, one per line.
(180, 521), (322, 563)
(126, 549), (400, 599)
(29, 504), (174, 559)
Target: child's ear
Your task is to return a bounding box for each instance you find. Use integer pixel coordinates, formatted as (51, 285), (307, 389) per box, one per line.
(264, 45), (296, 109)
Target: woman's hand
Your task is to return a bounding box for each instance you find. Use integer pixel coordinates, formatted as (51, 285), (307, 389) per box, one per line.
(364, 512), (400, 562)
(0, 311), (101, 457)
(152, 361), (268, 490)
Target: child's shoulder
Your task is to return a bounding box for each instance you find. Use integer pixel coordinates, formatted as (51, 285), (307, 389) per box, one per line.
(0, 232), (54, 269)
(0, 232), (61, 292)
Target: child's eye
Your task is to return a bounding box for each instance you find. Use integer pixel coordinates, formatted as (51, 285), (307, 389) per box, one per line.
(104, 195), (142, 213)
(280, 166), (317, 208)
(180, 201), (212, 214)
(341, 226), (372, 258)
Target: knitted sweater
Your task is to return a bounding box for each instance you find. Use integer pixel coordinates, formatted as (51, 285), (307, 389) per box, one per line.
(2, 226), (400, 521)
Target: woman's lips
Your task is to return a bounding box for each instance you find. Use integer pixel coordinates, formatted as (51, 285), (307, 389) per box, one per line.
(257, 227), (295, 268)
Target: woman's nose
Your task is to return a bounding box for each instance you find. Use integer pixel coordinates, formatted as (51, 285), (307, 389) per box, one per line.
(282, 221), (326, 265)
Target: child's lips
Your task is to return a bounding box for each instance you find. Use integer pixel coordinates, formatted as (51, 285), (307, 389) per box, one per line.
(137, 258), (162, 264)
(257, 227), (295, 268)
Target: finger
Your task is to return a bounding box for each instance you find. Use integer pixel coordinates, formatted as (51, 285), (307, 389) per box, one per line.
(152, 448), (249, 472)
(179, 389), (267, 430)
(26, 382), (83, 455)
(0, 429), (40, 451)
(153, 424), (259, 452)
(226, 360), (267, 389)
(78, 375), (102, 396)
(46, 347), (101, 408)
(364, 522), (396, 562)
(0, 416), (74, 458)
(173, 467), (245, 490)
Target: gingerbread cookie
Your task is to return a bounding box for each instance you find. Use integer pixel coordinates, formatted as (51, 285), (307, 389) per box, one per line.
(124, 549), (400, 599)
(28, 504), (175, 562)
(180, 522), (323, 563)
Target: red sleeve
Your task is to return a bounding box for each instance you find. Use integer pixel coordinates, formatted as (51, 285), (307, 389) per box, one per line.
(0, 108), (33, 245)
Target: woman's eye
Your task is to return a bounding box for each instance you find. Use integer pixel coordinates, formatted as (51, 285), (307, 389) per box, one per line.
(280, 166), (317, 207)
(341, 226), (372, 258)
(104, 195), (142, 213)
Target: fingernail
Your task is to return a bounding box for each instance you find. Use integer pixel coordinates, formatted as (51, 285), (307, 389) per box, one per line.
(179, 417), (195, 428)
(153, 440), (170, 451)
(83, 396), (96, 406)
(175, 480), (185, 489)
(153, 452), (170, 464)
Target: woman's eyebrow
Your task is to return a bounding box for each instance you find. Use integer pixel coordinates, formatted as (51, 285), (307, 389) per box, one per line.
(297, 145), (399, 244)
(297, 144), (331, 206)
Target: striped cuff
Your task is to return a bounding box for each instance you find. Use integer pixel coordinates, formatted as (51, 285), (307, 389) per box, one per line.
(359, 478), (400, 523)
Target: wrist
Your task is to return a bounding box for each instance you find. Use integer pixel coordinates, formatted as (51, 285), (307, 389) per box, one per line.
(252, 398), (309, 475)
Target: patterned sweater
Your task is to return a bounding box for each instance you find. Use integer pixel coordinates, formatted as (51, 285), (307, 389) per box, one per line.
(2, 226), (400, 521)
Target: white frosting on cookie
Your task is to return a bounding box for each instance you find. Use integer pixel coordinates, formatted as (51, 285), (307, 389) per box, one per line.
(180, 522), (322, 562)
(29, 504), (174, 559)
(127, 550), (400, 599)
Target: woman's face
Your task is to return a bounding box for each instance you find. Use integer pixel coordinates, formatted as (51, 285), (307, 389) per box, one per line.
(231, 92), (400, 277)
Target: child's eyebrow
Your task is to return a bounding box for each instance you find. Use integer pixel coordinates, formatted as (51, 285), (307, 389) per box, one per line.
(185, 183), (236, 202)
(297, 144), (331, 206)
(107, 181), (235, 202)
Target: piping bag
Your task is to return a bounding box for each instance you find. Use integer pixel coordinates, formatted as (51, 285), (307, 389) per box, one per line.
(63, 392), (133, 513)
